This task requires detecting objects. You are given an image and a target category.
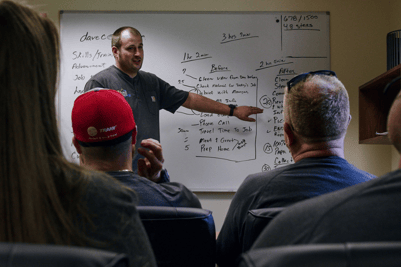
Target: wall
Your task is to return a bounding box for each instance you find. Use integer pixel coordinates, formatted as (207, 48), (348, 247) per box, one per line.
(26, 0), (397, 231)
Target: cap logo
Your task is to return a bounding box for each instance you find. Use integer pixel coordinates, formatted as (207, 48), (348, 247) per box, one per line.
(87, 126), (98, 137)
(100, 125), (117, 133)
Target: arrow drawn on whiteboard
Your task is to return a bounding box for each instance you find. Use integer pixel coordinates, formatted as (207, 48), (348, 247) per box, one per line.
(176, 110), (199, 115)
(186, 74), (197, 80)
(182, 84), (196, 89)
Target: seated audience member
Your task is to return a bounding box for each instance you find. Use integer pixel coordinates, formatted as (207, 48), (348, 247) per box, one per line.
(216, 70), (375, 267)
(0, 1), (156, 266)
(250, 84), (401, 249)
(71, 89), (202, 208)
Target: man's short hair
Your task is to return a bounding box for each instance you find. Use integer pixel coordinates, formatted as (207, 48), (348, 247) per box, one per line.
(284, 74), (350, 143)
(80, 136), (132, 162)
(112, 26), (142, 49)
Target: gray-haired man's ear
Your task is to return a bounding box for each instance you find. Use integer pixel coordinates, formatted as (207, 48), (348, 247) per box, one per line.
(284, 122), (295, 148)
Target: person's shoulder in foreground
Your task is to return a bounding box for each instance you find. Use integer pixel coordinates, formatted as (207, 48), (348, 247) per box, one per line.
(237, 155), (374, 200)
(251, 167), (401, 249)
(78, 169), (157, 267)
(108, 170), (202, 208)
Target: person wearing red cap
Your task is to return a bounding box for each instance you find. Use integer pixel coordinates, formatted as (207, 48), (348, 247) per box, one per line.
(84, 26), (264, 172)
(72, 89), (202, 207)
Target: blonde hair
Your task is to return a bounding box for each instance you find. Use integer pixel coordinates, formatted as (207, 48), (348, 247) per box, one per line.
(284, 74), (350, 143)
(0, 0), (91, 245)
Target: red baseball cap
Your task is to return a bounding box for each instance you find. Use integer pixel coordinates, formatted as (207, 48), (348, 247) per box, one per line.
(72, 88), (137, 147)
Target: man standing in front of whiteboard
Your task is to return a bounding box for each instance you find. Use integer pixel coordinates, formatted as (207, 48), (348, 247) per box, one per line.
(84, 26), (263, 172)
(216, 70), (375, 267)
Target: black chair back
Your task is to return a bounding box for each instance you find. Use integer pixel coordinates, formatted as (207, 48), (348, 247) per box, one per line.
(238, 242), (401, 267)
(0, 242), (128, 267)
(137, 206), (216, 267)
(242, 207), (285, 252)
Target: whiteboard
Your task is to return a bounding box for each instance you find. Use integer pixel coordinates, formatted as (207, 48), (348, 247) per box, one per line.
(59, 11), (330, 191)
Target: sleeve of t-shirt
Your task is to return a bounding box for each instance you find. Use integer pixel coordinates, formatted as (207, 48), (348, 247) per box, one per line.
(155, 75), (189, 113)
(84, 79), (105, 92)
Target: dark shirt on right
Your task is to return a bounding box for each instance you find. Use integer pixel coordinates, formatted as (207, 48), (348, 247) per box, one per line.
(216, 156), (375, 267)
(252, 168), (401, 249)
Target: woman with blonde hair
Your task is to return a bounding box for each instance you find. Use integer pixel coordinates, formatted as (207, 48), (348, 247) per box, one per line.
(0, 1), (156, 266)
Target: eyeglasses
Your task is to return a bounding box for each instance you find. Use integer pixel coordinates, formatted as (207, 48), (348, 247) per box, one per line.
(287, 70), (337, 91)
